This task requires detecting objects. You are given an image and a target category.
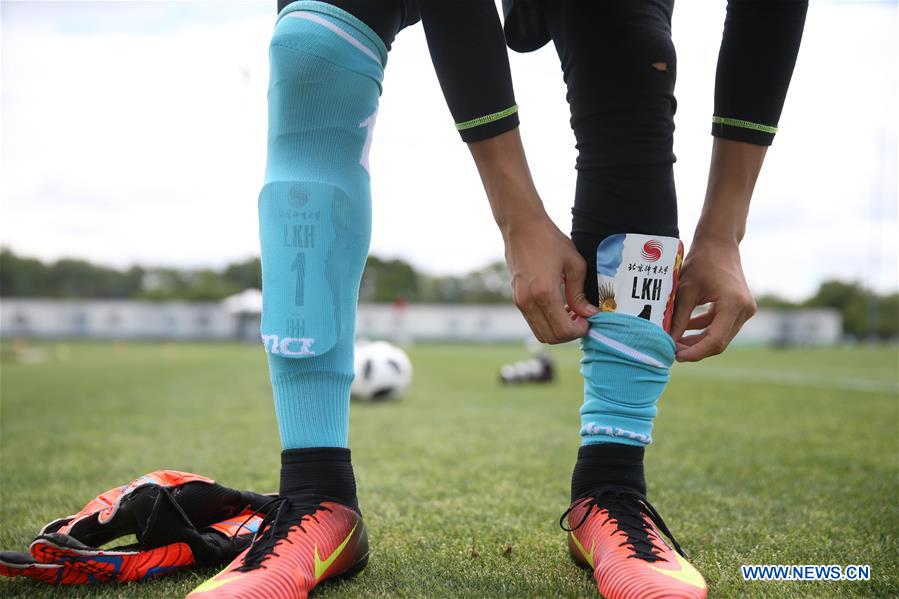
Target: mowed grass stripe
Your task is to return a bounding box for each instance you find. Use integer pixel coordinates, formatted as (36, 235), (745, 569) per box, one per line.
(1, 342), (896, 598)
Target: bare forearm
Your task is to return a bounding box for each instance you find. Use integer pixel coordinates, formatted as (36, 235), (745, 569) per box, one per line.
(467, 128), (546, 235)
(694, 138), (768, 245)
(466, 128), (595, 340)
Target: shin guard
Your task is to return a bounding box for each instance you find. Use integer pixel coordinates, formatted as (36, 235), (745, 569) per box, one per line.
(580, 234), (683, 446)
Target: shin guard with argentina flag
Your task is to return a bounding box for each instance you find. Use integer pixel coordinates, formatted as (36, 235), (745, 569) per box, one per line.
(580, 234), (683, 446)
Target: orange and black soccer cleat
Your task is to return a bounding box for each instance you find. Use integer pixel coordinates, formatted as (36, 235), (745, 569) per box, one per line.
(188, 497), (368, 599)
(561, 486), (707, 599)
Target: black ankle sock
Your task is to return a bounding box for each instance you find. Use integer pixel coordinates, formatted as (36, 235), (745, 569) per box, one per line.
(279, 447), (359, 512)
(570, 444), (646, 502)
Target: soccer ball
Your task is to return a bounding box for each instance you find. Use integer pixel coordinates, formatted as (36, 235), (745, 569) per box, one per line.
(351, 341), (412, 401)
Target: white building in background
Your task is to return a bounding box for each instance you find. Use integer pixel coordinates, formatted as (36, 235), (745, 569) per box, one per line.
(734, 309), (843, 346)
(222, 288), (263, 342)
(0, 292), (842, 345)
(0, 298), (234, 340)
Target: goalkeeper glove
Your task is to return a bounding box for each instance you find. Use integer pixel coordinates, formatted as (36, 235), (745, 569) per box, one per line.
(0, 470), (273, 585)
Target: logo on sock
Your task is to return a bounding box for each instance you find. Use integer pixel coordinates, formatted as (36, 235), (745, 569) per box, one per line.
(262, 333), (316, 356)
(289, 185), (310, 207)
(584, 423), (652, 445)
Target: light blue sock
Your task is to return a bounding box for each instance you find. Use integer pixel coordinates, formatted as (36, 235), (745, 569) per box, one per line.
(579, 312), (676, 447)
(259, 2), (387, 449)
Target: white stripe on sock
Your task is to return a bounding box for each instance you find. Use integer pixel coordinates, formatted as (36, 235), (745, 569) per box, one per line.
(287, 11), (380, 65)
(587, 329), (666, 368)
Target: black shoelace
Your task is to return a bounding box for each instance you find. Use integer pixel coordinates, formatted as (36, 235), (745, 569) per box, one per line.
(560, 485), (686, 563)
(236, 496), (332, 571)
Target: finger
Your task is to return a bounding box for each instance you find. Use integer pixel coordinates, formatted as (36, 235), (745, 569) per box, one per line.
(563, 256), (599, 319)
(678, 331), (707, 347)
(521, 306), (549, 343)
(515, 301), (541, 342)
(686, 304), (716, 330)
(534, 282), (587, 343)
(675, 304), (740, 362)
(669, 286), (700, 341)
(567, 313), (590, 339)
(526, 300), (560, 344)
(542, 298), (588, 343)
(514, 285), (550, 343)
(730, 297), (757, 333)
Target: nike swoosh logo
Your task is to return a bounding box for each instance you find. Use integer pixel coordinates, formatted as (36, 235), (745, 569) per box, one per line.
(190, 572), (244, 594)
(313, 522), (358, 582)
(568, 532), (596, 569)
(647, 553), (707, 589)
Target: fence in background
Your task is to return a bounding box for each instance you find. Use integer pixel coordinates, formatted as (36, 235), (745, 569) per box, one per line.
(0, 297), (842, 346)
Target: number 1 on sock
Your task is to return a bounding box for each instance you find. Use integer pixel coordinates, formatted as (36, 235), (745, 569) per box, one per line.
(291, 252), (305, 307)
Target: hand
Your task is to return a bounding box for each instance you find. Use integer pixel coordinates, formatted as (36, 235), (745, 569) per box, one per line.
(669, 238), (757, 361)
(504, 215), (599, 344)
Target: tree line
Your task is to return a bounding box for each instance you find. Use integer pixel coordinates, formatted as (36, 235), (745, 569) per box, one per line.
(1, 248), (895, 338)
(757, 282), (898, 340)
(0, 249), (512, 305)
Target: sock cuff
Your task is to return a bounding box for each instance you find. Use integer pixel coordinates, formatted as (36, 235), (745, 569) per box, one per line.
(577, 443), (644, 463)
(282, 447), (352, 463)
(276, 0), (388, 68)
(583, 312), (675, 368)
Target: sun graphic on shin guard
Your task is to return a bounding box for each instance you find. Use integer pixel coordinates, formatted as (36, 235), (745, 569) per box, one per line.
(598, 282), (617, 312)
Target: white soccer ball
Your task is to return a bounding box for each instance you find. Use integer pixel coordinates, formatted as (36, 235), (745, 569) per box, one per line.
(351, 341), (412, 401)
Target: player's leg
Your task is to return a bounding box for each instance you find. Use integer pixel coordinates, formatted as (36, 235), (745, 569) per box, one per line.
(543, 2), (706, 597)
(189, 2), (401, 597)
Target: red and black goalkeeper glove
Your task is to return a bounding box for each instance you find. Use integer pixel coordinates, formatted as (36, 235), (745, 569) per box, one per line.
(0, 470), (273, 585)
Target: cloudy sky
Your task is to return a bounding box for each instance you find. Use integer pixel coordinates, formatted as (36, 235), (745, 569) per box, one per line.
(2, 0), (896, 299)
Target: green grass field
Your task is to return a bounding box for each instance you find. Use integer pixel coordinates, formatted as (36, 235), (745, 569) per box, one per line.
(1, 341), (897, 598)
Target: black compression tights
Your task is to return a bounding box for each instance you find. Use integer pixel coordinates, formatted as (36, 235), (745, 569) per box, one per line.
(542, 0), (679, 306)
